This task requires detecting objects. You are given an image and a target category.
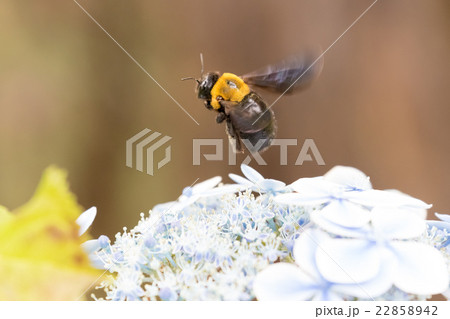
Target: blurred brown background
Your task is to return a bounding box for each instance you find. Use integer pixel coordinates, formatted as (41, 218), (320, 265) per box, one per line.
(1, 0), (449, 239)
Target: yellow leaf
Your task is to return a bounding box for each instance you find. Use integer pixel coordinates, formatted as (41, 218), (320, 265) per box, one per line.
(0, 166), (102, 300)
(0, 206), (13, 224)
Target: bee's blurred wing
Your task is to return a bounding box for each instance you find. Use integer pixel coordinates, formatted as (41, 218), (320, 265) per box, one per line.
(241, 52), (323, 94)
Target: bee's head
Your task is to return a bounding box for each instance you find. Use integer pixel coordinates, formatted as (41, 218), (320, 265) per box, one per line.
(196, 72), (220, 100)
(182, 53), (220, 103)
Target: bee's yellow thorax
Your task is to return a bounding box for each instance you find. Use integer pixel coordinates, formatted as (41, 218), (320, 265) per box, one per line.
(210, 73), (250, 110)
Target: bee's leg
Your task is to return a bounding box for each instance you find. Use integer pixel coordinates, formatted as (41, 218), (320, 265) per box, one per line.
(216, 112), (227, 123)
(234, 136), (243, 153)
(204, 100), (213, 110)
(226, 120), (243, 153)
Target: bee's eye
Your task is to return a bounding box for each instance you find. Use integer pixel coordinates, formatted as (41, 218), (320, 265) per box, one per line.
(216, 95), (224, 101)
(227, 80), (237, 89)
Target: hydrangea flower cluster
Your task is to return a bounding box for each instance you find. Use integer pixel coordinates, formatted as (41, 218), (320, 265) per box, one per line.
(88, 165), (450, 301)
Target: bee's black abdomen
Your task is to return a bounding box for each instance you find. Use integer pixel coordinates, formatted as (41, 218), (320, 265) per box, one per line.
(239, 121), (276, 153)
(222, 92), (277, 153)
(227, 92), (272, 133)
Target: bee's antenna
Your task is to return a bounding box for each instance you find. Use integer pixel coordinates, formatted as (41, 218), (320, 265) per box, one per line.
(200, 53), (204, 75)
(181, 53), (204, 83)
(181, 77), (200, 84)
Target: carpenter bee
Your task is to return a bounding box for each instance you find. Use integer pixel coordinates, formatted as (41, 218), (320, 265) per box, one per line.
(183, 53), (323, 153)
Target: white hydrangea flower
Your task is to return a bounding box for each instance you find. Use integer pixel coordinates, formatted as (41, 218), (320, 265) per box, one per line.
(76, 206), (97, 236)
(254, 229), (393, 301)
(90, 165), (449, 301)
(229, 164), (288, 194)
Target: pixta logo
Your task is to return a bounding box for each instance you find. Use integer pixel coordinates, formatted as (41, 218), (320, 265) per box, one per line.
(126, 128), (172, 175)
(193, 138), (325, 166)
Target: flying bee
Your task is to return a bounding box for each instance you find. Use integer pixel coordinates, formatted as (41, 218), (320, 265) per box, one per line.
(183, 53), (323, 153)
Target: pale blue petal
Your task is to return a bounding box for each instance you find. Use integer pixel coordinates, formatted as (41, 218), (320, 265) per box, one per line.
(290, 177), (342, 195)
(312, 290), (344, 301)
(427, 220), (450, 233)
(402, 207), (427, 219)
(293, 229), (328, 280)
(436, 213), (450, 223)
(202, 184), (244, 197)
(81, 239), (109, 269)
(391, 241), (449, 295)
(288, 176), (324, 188)
(316, 238), (381, 284)
(178, 196), (199, 209)
(384, 190), (428, 219)
(152, 201), (177, 214)
(318, 200), (371, 228)
(334, 249), (394, 298)
(76, 206), (97, 236)
(371, 208), (426, 239)
(241, 164), (264, 183)
(442, 288), (450, 300)
(324, 166), (372, 191)
(311, 213), (369, 238)
(274, 193), (328, 207)
(81, 239), (101, 254)
(256, 179), (286, 191)
(88, 253), (107, 269)
(155, 199), (192, 214)
(253, 263), (318, 301)
(192, 176), (222, 193)
(98, 235), (110, 248)
(346, 190), (431, 209)
(228, 173), (254, 188)
(275, 178), (339, 205)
